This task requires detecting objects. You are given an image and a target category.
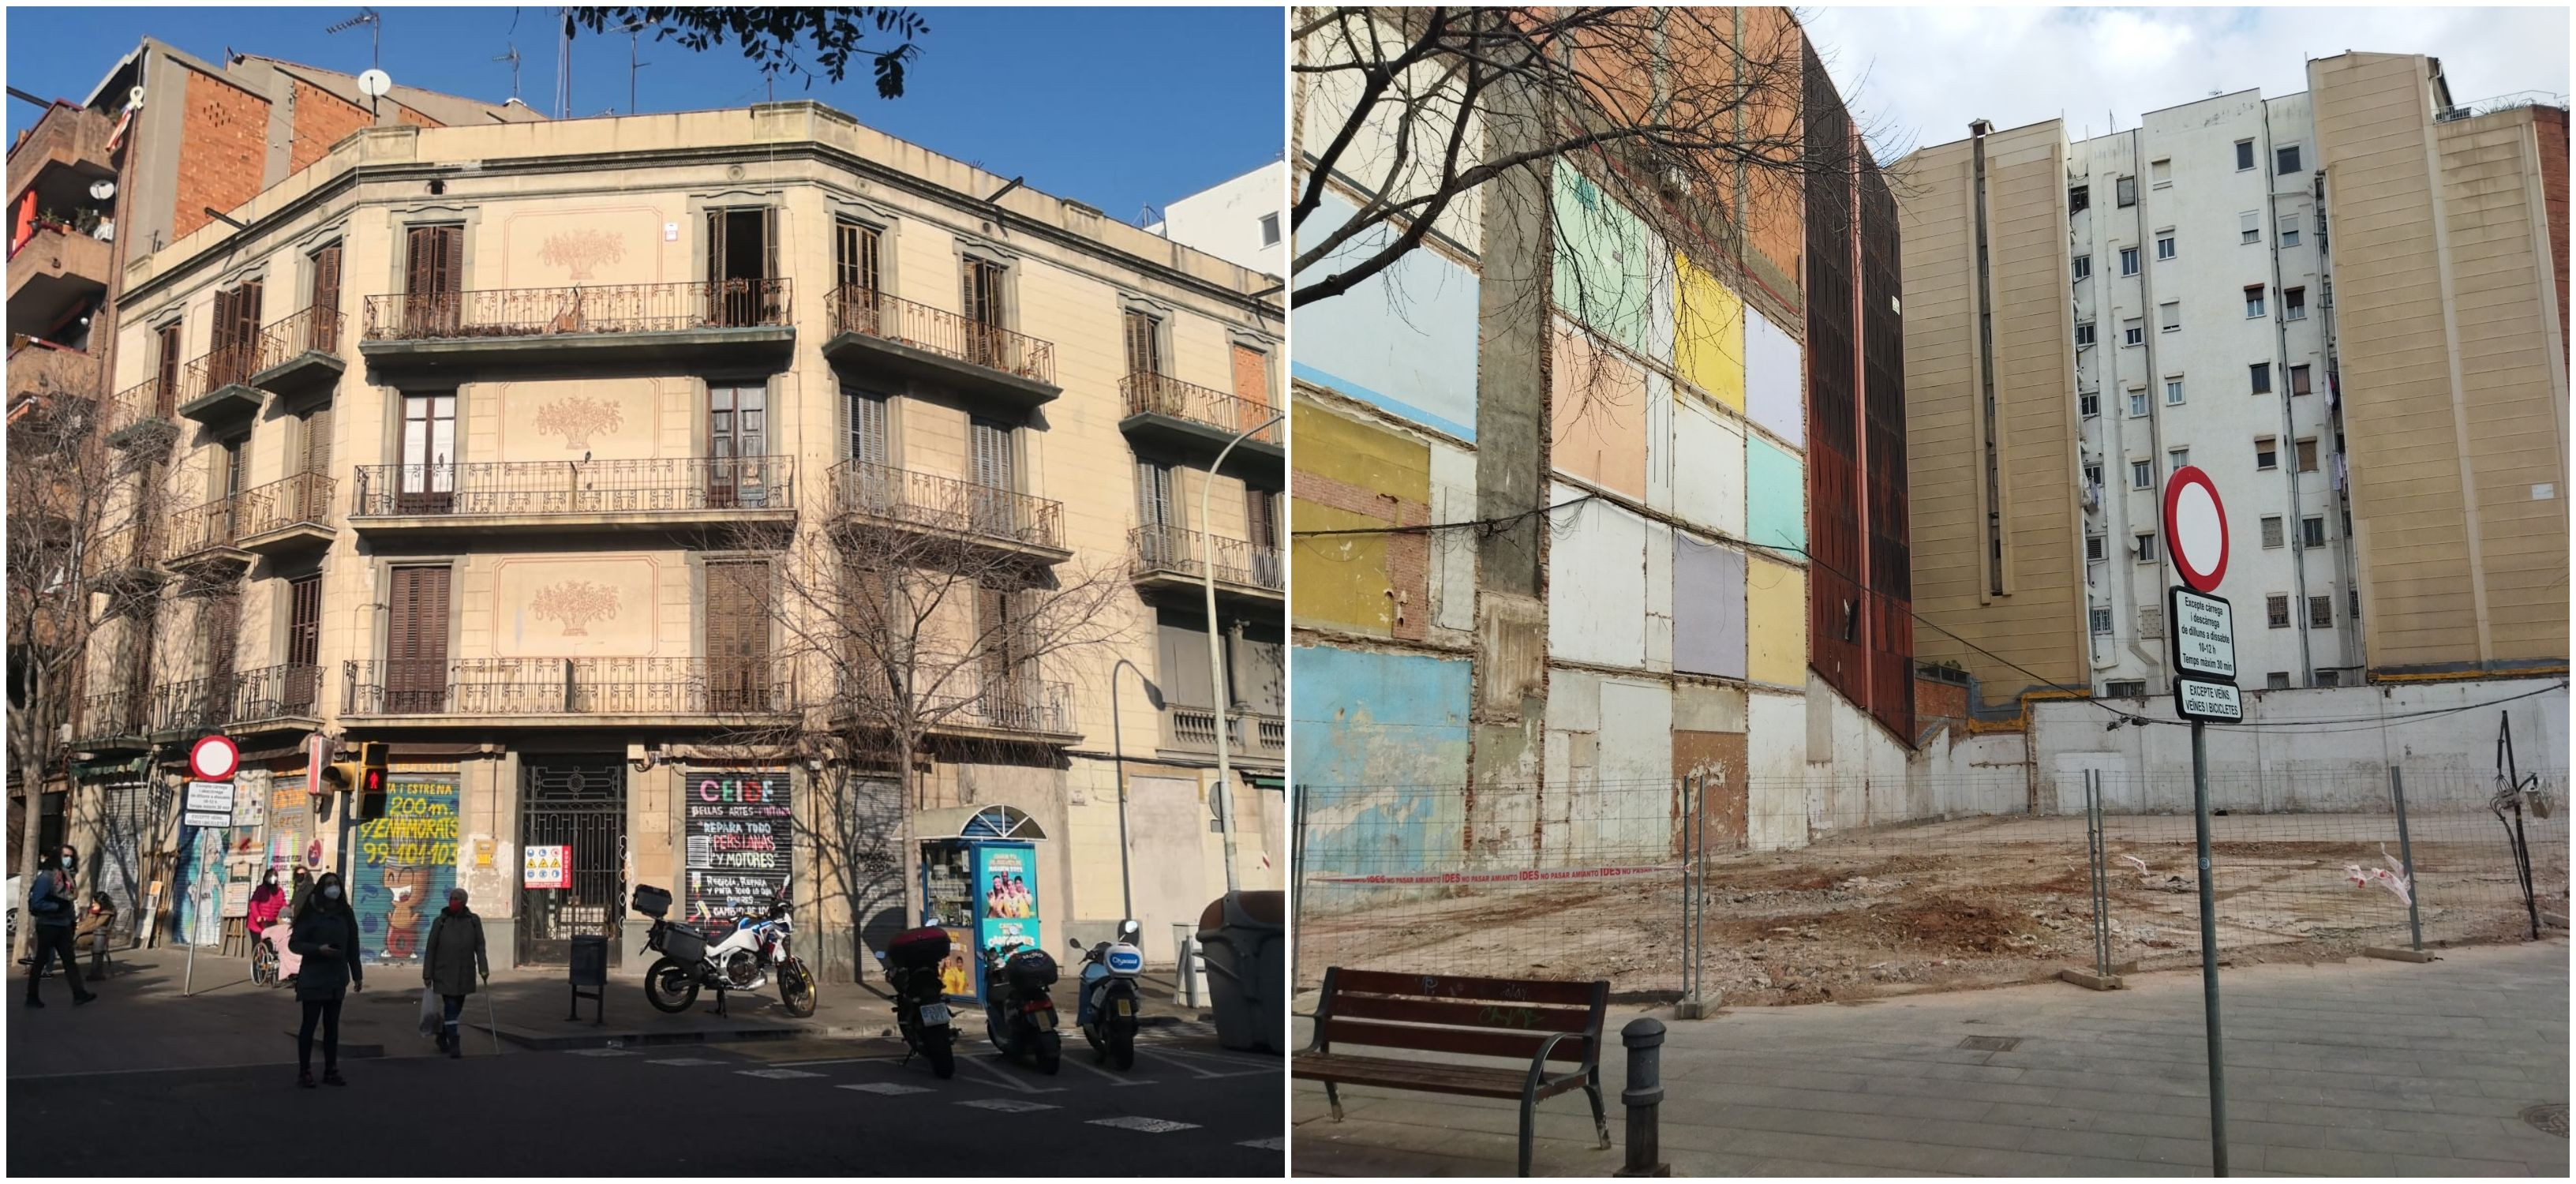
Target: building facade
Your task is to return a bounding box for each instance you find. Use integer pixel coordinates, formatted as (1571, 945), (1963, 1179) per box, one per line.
(1899, 56), (2567, 708)
(1150, 159), (1287, 277)
(65, 101), (1282, 974)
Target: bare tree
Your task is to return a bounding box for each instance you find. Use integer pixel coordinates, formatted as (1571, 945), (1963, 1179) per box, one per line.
(707, 483), (1133, 981)
(6, 388), (163, 957)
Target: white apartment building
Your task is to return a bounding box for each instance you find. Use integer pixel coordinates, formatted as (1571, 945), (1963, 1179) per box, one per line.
(2068, 90), (2361, 693)
(1149, 160), (1286, 277)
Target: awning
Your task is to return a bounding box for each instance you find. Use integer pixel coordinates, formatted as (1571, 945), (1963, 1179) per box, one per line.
(915, 803), (1045, 841)
(1242, 774), (1285, 792)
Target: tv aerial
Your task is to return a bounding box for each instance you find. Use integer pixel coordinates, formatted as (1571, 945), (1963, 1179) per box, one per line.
(495, 44), (522, 102)
(325, 8), (383, 69)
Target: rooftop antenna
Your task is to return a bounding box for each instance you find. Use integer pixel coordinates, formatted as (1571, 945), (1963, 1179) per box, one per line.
(616, 19), (650, 114)
(324, 8), (382, 69)
(495, 43), (522, 103)
(556, 7), (574, 119)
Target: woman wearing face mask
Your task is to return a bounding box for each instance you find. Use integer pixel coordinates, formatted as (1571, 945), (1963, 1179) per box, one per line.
(287, 871), (365, 1087)
(246, 870), (286, 984)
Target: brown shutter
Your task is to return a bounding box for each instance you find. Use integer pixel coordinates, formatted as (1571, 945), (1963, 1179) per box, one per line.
(156, 322), (184, 414)
(760, 206), (778, 282)
(1245, 489), (1275, 548)
(1124, 310), (1159, 377)
(439, 226), (462, 295)
(388, 565), (451, 712)
(706, 560), (772, 711)
(286, 572), (323, 713)
(208, 287), (238, 382)
(301, 405), (332, 477)
(309, 242), (343, 351)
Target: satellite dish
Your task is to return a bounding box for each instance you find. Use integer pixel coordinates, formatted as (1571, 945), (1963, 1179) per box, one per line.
(88, 179), (116, 201)
(358, 69), (392, 99)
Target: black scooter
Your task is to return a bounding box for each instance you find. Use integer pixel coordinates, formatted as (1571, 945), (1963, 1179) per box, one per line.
(981, 941), (1061, 1074)
(879, 921), (960, 1079)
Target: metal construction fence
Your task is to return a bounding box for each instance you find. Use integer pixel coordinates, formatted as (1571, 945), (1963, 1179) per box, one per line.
(1292, 769), (2567, 1003)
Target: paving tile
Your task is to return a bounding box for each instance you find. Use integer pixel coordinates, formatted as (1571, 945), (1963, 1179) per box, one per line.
(2384, 1151), (2546, 1177)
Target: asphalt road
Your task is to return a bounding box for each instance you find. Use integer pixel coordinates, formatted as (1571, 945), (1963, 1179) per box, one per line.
(9, 1028), (1284, 1176)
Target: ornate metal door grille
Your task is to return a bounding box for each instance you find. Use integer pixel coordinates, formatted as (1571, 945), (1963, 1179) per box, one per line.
(517, 760), (627, 966)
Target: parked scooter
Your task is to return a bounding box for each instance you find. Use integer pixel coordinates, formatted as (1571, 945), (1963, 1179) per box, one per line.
(981, 938), (1062, 1074)
(632, 884), (818, 1017)
(878, 920), (960, 1079)
(1070, 919), (1145, 1070)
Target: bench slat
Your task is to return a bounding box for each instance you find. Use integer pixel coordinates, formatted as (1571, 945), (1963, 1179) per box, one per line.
(1294, 1052), (1591, 1100)
(1320, 1016), (1593, 1063)
(1328, 992), (1597, 1034)
(1331, 969), (1604, 1008)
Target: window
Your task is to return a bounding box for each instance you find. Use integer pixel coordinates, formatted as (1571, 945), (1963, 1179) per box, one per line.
(2159, 302), (2180, 332)
(2165, 377), (2185, 406)
(2084, 461), (2103, 487)
(1136, 460), (1176, 529)
(2123, 321), (2144, 347)
(2296, 438), (2318, 472)
(2267, 672), (2291, 690)
(2349, 586), (2361, 617)
(961, 254), (1009, 339)
(2167, 447), (2189, 473)
(1123, 308), (1166, 377)
(2080, 392), (2101, 418)
(2241, 211), (2261, 245)
(2308, 594), (2333, 628)
(2091, 605), (2114, 635)
(2115, 175), (2137, 207)
(2301, 516), (2327, 547)
(844, 384), (889, 466)
(969, 416), (1016, 494)
(2132, 460), (2154, 489)
(2076, 322), (2095, 347)
(2284, 287), (2306, 320)
(2120, 247), (2140, 275)
(2128, 389), (2149, 417)
(833, 216), (882, 298)
(2278, 214), (2301, 247)
(2290, 364), (2312, 395)
(2244, 286), (2266, 318)
(2256, 438), (2278, 470)
(2156, 233), (2177, 260)
(2073, 254), (2093, 279)
(2261, 515), (2285, 548)
(1259, 212), (1281, 247)
(2087, 534), (2107, 561)
(2275, 144), (2302, 174)
(307, 241), (343, 350)
(706, 207), (781, 326)
(2106, 680), (2147, 699)
(2134, 533), (2157, 562)
(2236, 140), (2257, 171)
(2249, 362), (2272, 394)
(2069, 185), (2091, 214)
(2267, 595), (2291, 628)
(2151, 159), (2172, 188)
(2315, 668), (2342, 688)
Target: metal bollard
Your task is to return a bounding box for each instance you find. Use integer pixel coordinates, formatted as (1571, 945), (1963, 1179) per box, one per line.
(1615, 1017), (1672, 1178)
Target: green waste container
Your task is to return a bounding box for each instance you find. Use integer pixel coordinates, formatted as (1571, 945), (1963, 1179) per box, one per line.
(1194, 890), (1282, 1053)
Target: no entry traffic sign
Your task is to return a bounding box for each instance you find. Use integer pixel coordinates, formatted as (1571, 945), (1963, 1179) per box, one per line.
(2162, 466), (2230, 593)
(189, 734), (239, 781)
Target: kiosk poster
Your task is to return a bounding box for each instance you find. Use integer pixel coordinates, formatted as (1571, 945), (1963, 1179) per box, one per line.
(974, 843), (1042, 982)
(351, 777), (460, 964)
(684, 769), (792, 924)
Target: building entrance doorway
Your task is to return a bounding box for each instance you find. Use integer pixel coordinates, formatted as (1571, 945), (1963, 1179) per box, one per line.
(518, 759), (627, 965)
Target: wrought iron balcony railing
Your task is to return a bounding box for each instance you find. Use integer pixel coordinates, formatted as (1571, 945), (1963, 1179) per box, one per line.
(234, 471), (335, 540)
(827, 285), (1056, 387)
(1120, 372), (1280, 447)
(103, 375), (178, 438)
(836, 669), (1076, 737)
(1130, 524), (1283, 591)
(163, 493), (245, 561)
(185, 343), (264, 397)
(361, 279), (792, 342)
(350, 455), (792, 519)
(73, 688), (148, 742)
(343, 657), (795, 717)
(829, 459), (1065, 553)
(250, 305), (344, 371)
(1166, 704), (1287, 759)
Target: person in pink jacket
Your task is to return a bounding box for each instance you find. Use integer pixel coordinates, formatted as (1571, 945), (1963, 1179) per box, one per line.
(247, 870), (292, 981)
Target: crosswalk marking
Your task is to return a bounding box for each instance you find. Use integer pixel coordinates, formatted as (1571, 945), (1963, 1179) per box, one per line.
(1059, 1055), (1156, 1086)
(958, 1098), (1058, 1113)
(1088, 1116), (1201, 1133)
(960, 1053), (1067, 1094)
(736, 1068), (826, 1080)
(1238, 1137), (1286, 1151)
(1135, 1047), (1275, 1081)
(840, 1082), (934, 1096)
(647, 1057), (728, 1066)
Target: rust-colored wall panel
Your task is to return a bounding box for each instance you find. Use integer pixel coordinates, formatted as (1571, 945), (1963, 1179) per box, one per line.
(1674, 729), (1748, 852)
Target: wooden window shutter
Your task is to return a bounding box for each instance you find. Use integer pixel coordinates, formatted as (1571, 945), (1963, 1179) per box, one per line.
(706, 560), (772, 711)
(971, 418), (1012, 490)
(310, 242), (343, 350)
(847, 387), (887, 465)
(301, 405), (333, 477)
(706, 209), (728, 287)
(287, 574), (323, 667)
(440, 226), (461, 294)
(1124, 309), (1159, 377)
(1246, 489), (1275, 548)
(760, 206), (779, 281)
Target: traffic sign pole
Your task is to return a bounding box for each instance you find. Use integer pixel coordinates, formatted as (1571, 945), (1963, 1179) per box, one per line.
(2191, 719), (2229, 1175)
(2162, 466), (2233, 1175)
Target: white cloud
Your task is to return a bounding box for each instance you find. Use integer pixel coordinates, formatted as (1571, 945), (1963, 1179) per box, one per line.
(1804, 5), (2572, 159)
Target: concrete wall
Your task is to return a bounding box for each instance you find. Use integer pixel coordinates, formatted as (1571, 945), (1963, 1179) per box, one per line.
(1151, 159), (1286, 276)
(1290, 191), (1481, 440)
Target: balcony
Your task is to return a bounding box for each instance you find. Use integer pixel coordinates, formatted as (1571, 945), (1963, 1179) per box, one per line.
(1163, 705), (1286, 763)
(102, 376), (178, 449)
(162, 494), (253, 576)
(342, 657), (796, 725)
(828, 459), (1069, 564)
(834, 671), (1079, 746)
(151, 664), (328, 737)
(83, 522), (164, 594)
(8, 225), (111, 338)
(233, 472), (335, 556)
(7, 340), (96, 400)
(1118, 373), (1283, 476)
(822, 286), (1059, 413)
(245, 306), (347, 400)
(1129, 525), (1283, 605)
(358, 279), (794, 377)
(350, 455), (793, 538)
(6, 103), (114, 200)
(71, 688), (150, 751)
(177, 344), (264, 426)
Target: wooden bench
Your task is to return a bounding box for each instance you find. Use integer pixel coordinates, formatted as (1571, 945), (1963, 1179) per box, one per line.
(1294, 968), (1612, 1177)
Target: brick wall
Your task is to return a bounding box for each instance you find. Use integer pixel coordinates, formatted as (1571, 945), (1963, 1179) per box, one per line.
(288, 80), (370, 175)
(174, 67), (271, 241)
(1914, 673), (1968, 733)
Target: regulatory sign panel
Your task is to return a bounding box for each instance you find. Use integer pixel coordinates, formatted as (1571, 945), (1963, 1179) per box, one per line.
(180, 811), (233, 830)
(2174, 676), (2245, 722)
(189, 734), (240, 781)
(522, 844), (571, 889)
(2162, 466), (2230, 593)
(2167, 587), (2237, 682)
(185, 780), (236, 815)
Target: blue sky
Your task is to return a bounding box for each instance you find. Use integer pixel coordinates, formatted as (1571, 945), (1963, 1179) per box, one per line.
(5, 6), (1285, 222)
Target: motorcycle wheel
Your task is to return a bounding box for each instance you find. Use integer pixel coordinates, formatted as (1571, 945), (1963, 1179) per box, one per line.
(1032, 1029), (1061, 1075)
(926, 1029), (957, 1080)
(1082, 1020), (1106, 1056)
(777, 959), (818, 1018)
(644, 957), (700, 1014)
(1110, 1025), (1136, 1072)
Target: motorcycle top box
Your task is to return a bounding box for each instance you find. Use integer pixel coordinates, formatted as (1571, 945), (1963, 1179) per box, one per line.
(887, 926), (952, 969)
(631, 884), (673, 920)
(1002, 948), (1058, 988)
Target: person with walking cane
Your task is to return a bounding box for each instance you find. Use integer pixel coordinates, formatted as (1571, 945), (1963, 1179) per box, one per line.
(422, 886), (489, 1058)
(290, 871), (364, 1087)
(22, 849), (96, 1008)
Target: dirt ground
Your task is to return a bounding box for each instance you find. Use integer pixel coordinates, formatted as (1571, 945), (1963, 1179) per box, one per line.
(1296, 811), (2570, 1005)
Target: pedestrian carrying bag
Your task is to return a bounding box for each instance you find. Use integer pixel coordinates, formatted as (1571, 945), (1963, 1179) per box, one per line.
(418, 986), (442, 1039)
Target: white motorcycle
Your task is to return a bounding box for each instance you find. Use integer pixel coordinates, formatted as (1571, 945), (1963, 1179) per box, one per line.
(633, 884), (818, 1017)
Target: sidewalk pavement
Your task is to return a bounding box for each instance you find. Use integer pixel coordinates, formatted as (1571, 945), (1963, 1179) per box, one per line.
(1293, 939), (2570, 1177)
(9, 944), (1205, 1078)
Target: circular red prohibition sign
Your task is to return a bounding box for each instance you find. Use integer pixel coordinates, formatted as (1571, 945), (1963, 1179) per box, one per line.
(189, 733), (240, 781)
(2162, 466), (2230, 593)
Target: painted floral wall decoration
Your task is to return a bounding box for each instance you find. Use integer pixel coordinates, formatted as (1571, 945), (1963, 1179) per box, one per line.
(530, 579), (620, 636)
(537, 229), (627, 282)
(532, 394), (624, 449)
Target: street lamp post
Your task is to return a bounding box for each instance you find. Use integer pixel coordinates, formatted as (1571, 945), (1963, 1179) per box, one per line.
(1108, 658), (1161, 921)
(1200, 410), (1286, 895)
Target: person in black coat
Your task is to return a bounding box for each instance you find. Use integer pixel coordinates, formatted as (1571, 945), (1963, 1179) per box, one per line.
(288, 871), (365, 1088)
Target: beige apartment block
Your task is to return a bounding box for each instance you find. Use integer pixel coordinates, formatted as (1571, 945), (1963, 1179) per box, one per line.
(2309, 52), (2570, 678)
(69, 103), (1285, 977)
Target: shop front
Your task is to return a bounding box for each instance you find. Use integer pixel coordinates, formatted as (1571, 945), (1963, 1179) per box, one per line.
(917, 804), (1046, 1005)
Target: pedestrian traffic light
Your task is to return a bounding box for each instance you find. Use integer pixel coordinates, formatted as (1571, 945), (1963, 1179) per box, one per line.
(321, 741), (388, 818)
